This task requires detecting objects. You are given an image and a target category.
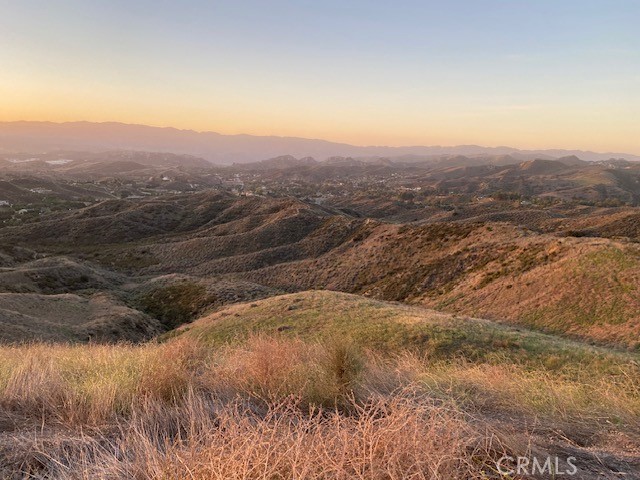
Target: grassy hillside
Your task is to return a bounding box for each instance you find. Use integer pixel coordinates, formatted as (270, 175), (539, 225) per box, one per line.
(174, 290), (639, 371)
(1, 298), (638, 477)
(437, 244), (640, 347)
(232, 222), (640, 348)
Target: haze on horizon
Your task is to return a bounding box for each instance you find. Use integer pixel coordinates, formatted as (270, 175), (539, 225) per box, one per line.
(1, 1), (638, 154)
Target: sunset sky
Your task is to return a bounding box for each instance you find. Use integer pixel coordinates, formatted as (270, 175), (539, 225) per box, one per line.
(1, 0), (638, 153)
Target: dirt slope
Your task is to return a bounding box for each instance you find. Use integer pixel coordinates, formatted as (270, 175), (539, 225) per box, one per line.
(0, 292), (161, 342)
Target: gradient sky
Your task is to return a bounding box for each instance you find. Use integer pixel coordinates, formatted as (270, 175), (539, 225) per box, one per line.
(1, 0), (638, 153)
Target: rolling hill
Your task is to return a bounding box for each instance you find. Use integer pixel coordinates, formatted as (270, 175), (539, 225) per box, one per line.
(1, 151), (639, 479)
(2, 190), (640, 348)
(173, 290), (639, 365)
(0, 292), (161, 343)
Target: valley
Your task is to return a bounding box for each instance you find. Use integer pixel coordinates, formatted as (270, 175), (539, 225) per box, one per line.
(3, 0), (639, 476)
(1, 148), (640, 478)
(2, 152), (640, 348)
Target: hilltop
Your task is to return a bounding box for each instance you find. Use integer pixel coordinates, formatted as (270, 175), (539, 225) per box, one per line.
(1, 291), (638, 478)
(173, 290), (638, 366)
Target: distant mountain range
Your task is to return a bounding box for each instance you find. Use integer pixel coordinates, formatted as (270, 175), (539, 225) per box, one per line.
(1, 121), (638, 164)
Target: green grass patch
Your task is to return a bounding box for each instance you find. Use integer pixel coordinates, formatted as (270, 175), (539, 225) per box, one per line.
(172, 291), (640, 378)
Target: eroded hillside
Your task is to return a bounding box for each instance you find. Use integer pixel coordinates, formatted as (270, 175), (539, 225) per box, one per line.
(1, 188), (639, 348)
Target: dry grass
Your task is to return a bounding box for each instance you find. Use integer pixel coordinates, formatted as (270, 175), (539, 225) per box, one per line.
(0, 336), (638, 478)
(415, 358), (640, 424)
(1, 393), (492, 480)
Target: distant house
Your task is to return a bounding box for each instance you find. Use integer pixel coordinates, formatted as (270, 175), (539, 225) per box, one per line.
(223, 178), (244, 188)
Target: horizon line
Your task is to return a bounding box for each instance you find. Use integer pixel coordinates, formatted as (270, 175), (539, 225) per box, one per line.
(1, 119), (639, 158)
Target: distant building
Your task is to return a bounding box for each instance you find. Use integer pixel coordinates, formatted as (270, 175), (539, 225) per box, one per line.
(223, 178), (244, 188)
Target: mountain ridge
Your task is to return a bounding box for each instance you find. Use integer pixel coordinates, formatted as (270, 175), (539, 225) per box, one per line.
(1, 121), (639, 164)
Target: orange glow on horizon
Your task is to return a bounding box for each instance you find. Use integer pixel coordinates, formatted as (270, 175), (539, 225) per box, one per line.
(0, 82), (638, 155)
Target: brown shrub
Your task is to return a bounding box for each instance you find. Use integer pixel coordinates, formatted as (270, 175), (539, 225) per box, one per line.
(1, 394), (494, 480)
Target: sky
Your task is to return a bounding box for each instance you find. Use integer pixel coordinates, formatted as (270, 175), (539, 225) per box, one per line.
(0, 0), (638, 153)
